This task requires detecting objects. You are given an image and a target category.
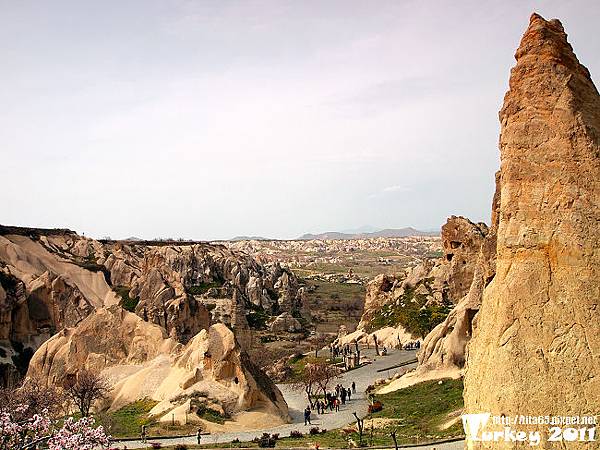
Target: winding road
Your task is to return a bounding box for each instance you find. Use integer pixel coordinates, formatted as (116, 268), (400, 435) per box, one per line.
(113, 349), (464, 449)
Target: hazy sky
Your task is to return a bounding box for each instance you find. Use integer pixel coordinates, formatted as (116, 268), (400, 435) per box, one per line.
(2, 1), (599, 240)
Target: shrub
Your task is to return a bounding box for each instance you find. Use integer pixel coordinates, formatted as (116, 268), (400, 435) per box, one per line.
(195, 404), (227, 424)
(174, 445), (188, 450)
(149, 443), (162, 449)
(309, 426), (321, 435)
(246, 305), (269, 330)
(366, 279), (452, 337)
(290, 430), (304, 438)
(258, 432), (276, 448)
(186, 281), (222, 295)
(113, 285), (140, 312)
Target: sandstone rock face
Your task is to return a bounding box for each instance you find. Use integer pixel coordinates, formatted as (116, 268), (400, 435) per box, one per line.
(417, 228), (497, 374)
(357, 274), (395, 330)
(269, 312), (302, 333)
(464, 14), (600, 448)
(100, 242), (304, 343)
(441, 217), (488, 303)
(28, 305), (177, 381)
(0, 227), (305, 387)
(416, 174), (500, 376)
(0, 230), (119, 385)
(28, 306), (289, 424)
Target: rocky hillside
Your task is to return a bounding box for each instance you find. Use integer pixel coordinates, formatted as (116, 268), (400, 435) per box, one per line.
(0, 226), (305, 389)
(464, 13), (600, 447)
(28, 306), (289, 427)
(373, 182), (500, 392)
(353, 216), (489, 343)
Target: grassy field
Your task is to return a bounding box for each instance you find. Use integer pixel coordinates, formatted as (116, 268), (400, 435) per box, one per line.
(98, 399), (158, 438)
(366, 378), (464, 441)
(301, 280), (365, 334)
(97, 399), (224, 439)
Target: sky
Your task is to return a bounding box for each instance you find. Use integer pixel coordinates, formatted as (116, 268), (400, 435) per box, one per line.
(1, 0), (599, 240)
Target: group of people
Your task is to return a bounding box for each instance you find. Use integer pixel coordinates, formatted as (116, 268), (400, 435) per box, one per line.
(330, 343), (356, 358)
(403, 340), (421, 350)
(304, 381), (357, 425)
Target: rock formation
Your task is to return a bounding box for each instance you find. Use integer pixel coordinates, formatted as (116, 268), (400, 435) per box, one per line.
(464, 13), (600, 448)
(0, 226), (305, 387)
(0, 228), (119, 386)
(415, 174), (500, 377)
(269, 312), (303, 333)
(355, 216), (488, 344)
(28, 306), (289, 425)
(100, 241), (306, 342)
(440, 217), (489, 304)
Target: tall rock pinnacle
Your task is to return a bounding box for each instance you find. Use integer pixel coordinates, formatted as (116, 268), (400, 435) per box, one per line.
(464, 13), (600, 449)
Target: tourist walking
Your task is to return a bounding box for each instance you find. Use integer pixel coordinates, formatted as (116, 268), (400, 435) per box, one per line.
(352, 381), (356, 393)
(140, 425), (147, 443)
(347, 387), (352, 400)
(304, 406), (312, 425)
(197, 428), (202, 445)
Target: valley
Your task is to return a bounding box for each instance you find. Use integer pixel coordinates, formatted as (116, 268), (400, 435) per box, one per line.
(1, 8), (599, 450)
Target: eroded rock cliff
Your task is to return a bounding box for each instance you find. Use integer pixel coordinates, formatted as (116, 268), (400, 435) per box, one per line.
(28, 306), (290, 426)
(415, 173), (500, 377)
(0, 227), (304, 388)
(355, 216), (488, 344)
(464, 13), (600, 448)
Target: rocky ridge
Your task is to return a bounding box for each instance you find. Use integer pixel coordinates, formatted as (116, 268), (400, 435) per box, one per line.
(348, 216), (489, 351)
(0, 227), (305, 391)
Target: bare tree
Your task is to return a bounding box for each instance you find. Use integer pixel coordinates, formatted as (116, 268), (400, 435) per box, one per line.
(293, 361), (343, 407)
(312, 362), (343, 397)
(292, 363), (318, 408)
(64, 369), (110, 417)
(0, 376), (66, 420)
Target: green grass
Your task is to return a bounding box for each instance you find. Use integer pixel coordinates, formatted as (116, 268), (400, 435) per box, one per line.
(196, 405), (227, 424)
(113, 285), (140, 312)
(367, 378), (464, 440)
(306, 280), (365, 301)
(101, 399), (158, 438)
(186, 281), (223, 295)
(366, 279), (451, 337)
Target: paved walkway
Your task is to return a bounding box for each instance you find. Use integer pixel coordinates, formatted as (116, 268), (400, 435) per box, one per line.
(114, 349), (424, 449)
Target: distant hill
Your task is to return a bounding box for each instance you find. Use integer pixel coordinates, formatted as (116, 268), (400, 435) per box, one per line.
(297, 227), (439, 240)
(229, 235), (271, 241)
